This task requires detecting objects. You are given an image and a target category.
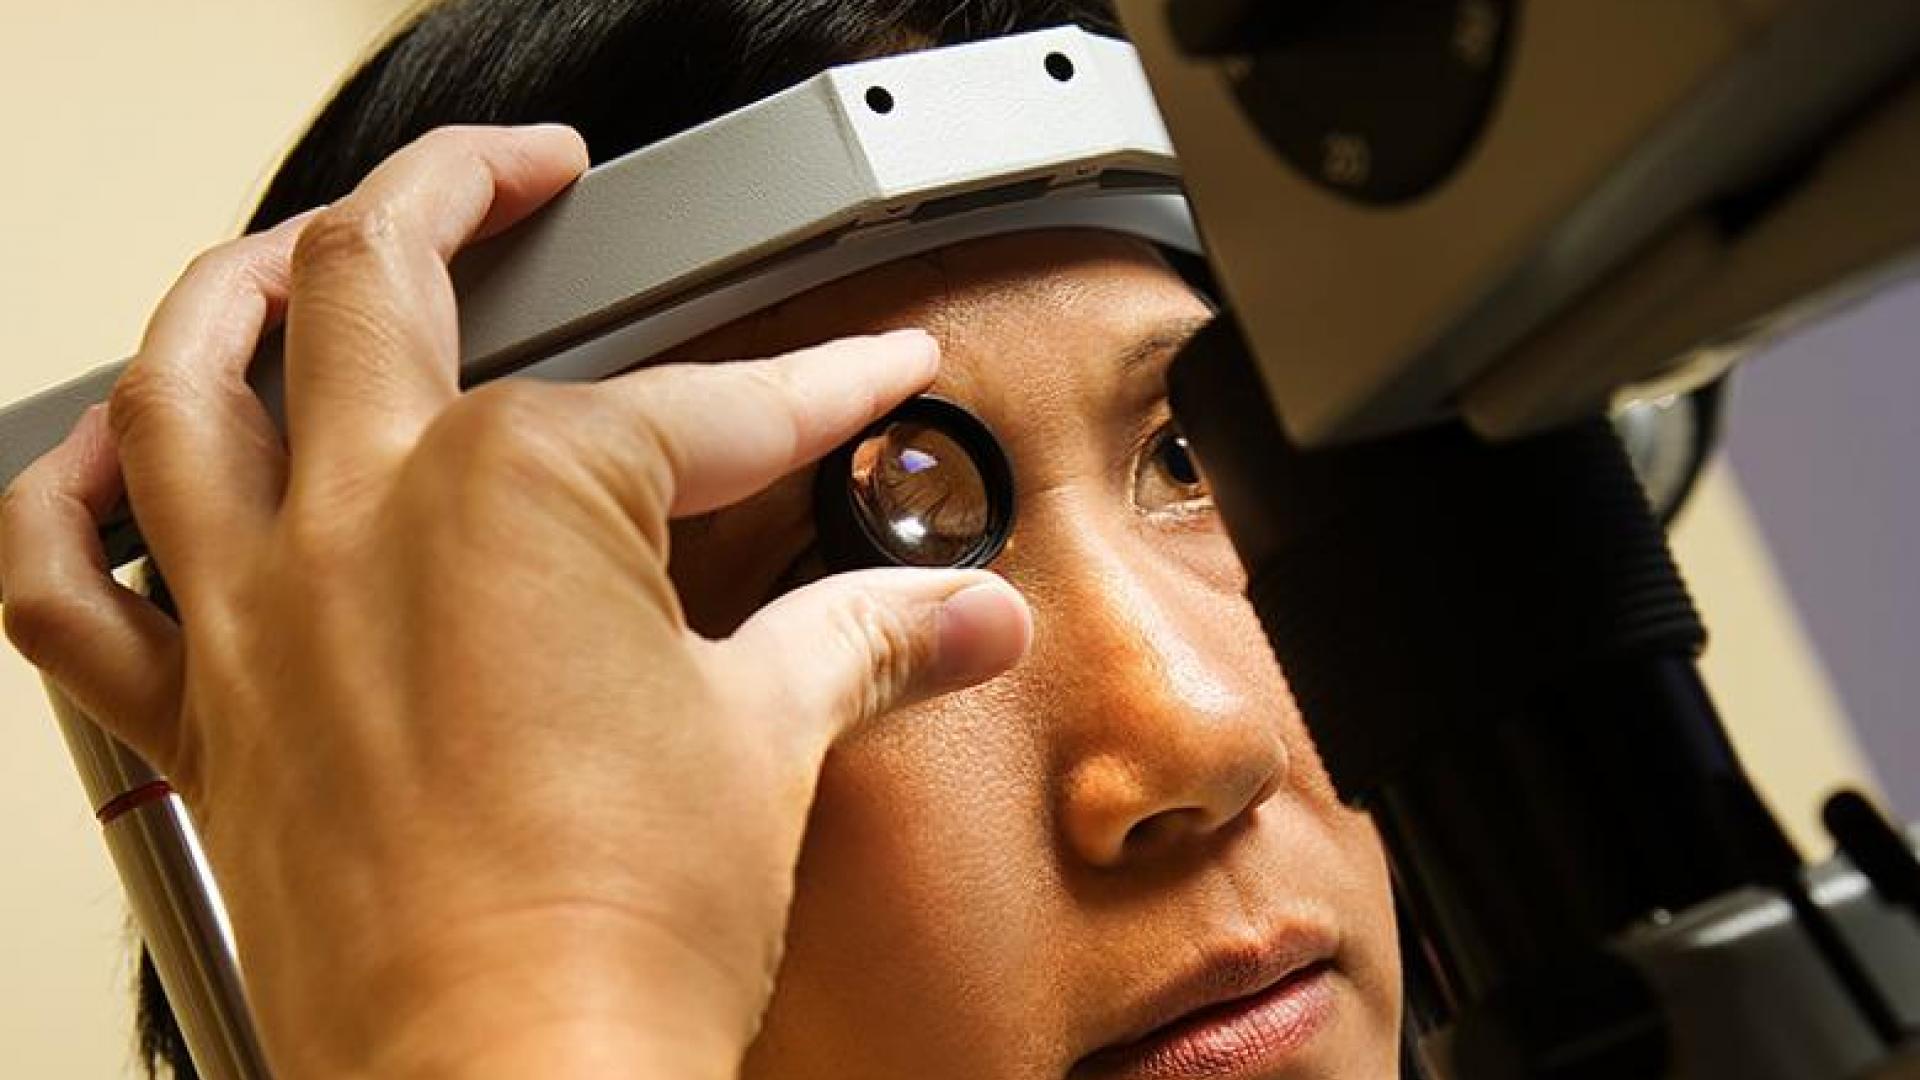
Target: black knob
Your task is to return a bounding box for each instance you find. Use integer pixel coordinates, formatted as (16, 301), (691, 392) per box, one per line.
(1178, 0), (1519, 205)
(1827, 790), (1920, 919)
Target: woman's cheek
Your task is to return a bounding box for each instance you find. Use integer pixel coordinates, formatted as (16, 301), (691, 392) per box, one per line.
(1160, 517), (1248, 593)
(773, 682), (1066, 1066)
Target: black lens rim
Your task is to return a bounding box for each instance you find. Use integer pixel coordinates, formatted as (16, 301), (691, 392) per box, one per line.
(813, 395), (1016, 572)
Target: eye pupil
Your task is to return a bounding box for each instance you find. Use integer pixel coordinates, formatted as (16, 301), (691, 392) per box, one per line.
(1158, 431), (1201, 487)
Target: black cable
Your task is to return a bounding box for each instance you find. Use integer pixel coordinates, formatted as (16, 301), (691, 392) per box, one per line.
(1779, 872), (1907, 1049)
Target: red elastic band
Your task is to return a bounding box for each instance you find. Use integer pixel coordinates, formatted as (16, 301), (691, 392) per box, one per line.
(96, 779), (175, 824)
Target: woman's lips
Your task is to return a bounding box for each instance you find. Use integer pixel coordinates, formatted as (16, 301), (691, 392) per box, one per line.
(1074, 959), (1338, 1080)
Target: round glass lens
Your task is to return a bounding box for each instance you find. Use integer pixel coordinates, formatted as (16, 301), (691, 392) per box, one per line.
(847, 422), (991, 566)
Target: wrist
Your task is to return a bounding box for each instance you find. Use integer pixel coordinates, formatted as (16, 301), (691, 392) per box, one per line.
(360, 1004), (737, 1080)
(254, 909), (761, 1080)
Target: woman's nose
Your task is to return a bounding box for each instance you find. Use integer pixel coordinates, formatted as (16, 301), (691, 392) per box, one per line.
(1039, 559), (1293, 870)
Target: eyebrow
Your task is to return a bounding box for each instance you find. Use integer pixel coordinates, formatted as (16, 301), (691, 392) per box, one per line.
(1115, 315), (1214, 377)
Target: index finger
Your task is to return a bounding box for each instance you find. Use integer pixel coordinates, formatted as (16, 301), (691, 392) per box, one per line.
(587, 328), (942, 522)
(282, 124), (590, 494)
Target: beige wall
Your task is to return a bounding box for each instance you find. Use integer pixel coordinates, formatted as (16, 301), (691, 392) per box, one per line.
(0, 4), (416, 1075)
(1673, 465), (1879, 855)
(0, 4), (1879, 1077)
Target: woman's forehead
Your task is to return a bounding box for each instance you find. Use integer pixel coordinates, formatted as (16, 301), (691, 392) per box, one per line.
(663, 230), (1210, 391)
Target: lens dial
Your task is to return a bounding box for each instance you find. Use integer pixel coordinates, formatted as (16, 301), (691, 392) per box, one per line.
(816, 397), (1015, 571)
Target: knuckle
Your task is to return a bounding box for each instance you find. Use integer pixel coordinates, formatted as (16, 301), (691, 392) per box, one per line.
(450, 381), (562, 445)
(277, 505), (357, 569)
(290, 206), (397, 281)
(0, 474), (33, 532)
(829, 590), (927, 719)
(182, 226), (282, 280)
(421, 126), (497, 167)
(619, 408), (681, 517)
(0, 481), (45, 576)
(402, 384), (610, 552)
(737, 359), (804, 410)
(410, 126), (493, 188)
(741, 362), (809, 453)
(431, 383), (577, 484)
(179, 243), (247, 293)
(182, 233), (284, 302)
(4, 588), (90, 667)
(107, 365), (191, 439)
(415, 124), (484, 154)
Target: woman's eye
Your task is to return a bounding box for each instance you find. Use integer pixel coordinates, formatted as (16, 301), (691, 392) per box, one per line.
(1133, 422), (1212, 515)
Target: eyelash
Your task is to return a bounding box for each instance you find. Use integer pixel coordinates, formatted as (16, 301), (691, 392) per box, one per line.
(1127, 412), (1215, 522)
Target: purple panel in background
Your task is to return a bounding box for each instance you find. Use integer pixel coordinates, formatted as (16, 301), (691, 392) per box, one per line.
(1723, 276), (1920, 820)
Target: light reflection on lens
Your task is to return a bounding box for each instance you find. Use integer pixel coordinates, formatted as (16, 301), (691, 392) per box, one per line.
(847, 422), (990, 566)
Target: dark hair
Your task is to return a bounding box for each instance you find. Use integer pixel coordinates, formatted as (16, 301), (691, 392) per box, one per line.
(137, 1), (1118, 1075)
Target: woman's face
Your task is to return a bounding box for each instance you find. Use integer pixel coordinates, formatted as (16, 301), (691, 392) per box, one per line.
(666, 231), (1401, 1079)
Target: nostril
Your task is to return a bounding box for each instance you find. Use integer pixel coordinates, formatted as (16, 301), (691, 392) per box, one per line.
(1060, 719), (1288, 868)
(1122, 807), (1208, 859)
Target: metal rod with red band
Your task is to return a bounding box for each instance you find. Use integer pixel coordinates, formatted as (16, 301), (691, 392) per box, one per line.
(96, 778), (177, 825)
(45, 687), (268, 1080)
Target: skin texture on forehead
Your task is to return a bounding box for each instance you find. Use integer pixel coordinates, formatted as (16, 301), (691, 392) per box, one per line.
(662, 228), (1403, 1079)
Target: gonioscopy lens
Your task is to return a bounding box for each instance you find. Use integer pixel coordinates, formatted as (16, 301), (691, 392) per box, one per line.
(814, 396), (1015, 571)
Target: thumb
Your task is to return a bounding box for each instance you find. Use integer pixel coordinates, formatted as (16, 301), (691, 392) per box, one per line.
(720, 568), (1032, 749)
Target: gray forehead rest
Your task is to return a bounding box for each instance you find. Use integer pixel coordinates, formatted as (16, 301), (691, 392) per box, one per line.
(0, 27), (1199, 568)
(456, 26), (1187, 378)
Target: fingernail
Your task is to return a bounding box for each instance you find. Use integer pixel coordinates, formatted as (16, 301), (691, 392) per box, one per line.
(935, 579), (1032, 687)
(878, 327), (939, 369)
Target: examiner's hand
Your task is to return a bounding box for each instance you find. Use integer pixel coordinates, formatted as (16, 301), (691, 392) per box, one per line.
(0, 125), (1031, 1079)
